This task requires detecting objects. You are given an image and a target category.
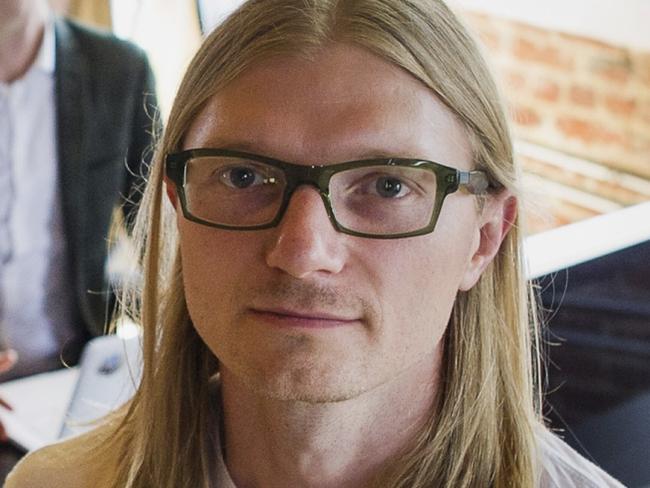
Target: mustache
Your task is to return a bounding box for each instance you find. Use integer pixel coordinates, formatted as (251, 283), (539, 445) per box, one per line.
(245, 277), (375, 319)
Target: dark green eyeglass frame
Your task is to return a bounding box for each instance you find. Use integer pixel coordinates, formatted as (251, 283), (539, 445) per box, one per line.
(165, 148), (492, 239)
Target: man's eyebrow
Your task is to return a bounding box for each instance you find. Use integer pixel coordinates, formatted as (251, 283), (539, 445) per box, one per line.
(357, 152), (408, 160)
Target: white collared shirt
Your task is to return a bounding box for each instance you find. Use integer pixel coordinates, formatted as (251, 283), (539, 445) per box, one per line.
(2, 413), (626, 487)
(0, 16), (78, 378)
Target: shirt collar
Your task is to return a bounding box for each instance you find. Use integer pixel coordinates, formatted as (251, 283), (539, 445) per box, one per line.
(32, 14), (55, 75)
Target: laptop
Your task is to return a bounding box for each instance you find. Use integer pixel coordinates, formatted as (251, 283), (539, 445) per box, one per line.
(0, 332), (142, 452)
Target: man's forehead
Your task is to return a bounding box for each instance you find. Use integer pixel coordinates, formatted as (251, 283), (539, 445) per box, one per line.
(229, 45), (406, 92)
(215, 47), (429, 108)
(183, 44), (471, 167)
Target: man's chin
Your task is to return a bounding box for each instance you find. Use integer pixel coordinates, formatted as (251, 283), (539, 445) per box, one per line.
(241, 370), (373, 404)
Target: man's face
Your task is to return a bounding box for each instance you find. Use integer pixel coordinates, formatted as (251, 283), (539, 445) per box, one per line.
(176, 44), (487, 402)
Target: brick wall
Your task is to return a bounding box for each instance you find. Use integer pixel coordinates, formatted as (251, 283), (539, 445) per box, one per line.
(463, 12), (650, 179)
(460, 12), (650, 232)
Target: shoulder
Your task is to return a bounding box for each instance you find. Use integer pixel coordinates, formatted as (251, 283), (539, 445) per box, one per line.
(55, 17), (149, 71)
(536, 427), (626, 488)
(54, 17), (156, 112)
(4, 423), (120, 488)
(4, 443), (83, 488)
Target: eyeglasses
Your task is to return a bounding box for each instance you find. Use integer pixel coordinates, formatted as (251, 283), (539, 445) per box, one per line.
(165, 148), (491, 239)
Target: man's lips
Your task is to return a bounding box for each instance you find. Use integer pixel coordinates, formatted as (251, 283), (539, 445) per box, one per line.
(248, 308), (360, 329)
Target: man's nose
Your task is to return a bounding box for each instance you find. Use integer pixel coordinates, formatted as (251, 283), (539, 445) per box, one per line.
(265, 186), (346, 279)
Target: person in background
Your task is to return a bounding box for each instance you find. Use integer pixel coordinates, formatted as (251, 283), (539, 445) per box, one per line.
(0, 0), (158, 432)
(5, 0), (625, 487)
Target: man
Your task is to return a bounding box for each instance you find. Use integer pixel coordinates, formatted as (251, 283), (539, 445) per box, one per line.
(0, 0), (158, 382)
(5, 0), (624, 487)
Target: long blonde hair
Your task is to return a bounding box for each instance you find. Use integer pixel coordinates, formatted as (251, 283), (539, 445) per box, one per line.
(101, 1), (543, 486)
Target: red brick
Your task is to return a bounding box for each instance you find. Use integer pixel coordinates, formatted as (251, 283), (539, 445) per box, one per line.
(597, 66), (631, 84)
(604, 95), (637, 116)
(503, 69), (526, 92)
(534, 79), (561, 102)
(511, 105), (541, 127)
(556, 117), (624, 145)
(590, 55), (632, 85)
(509, 19), (552, 45)
(512, 37), (573, 70)
(569, 85), (596, 107)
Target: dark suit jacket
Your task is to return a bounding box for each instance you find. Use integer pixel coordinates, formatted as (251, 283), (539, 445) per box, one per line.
(54, 18), (159, 342)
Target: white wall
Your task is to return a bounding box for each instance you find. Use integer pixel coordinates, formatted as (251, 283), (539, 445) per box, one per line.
(196, 0), (244, 33)
(525, 201), (650, 278)
(450, 0), (650, 51)
(110, 0), (203, 118)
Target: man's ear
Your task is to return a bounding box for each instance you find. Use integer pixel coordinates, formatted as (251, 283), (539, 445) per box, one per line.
(459, 190), (517, 291)
(164, 176), (178, 207)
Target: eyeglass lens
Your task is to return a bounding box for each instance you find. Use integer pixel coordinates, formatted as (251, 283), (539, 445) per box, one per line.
(183, 155), (439, 234)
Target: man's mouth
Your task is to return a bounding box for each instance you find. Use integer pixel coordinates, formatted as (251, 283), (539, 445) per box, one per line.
(248, 307), (360, 329)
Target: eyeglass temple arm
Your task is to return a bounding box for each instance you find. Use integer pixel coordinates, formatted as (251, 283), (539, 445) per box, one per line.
(458, 170), (491, 195)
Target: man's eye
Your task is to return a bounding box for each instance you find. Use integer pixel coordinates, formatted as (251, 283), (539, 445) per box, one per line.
(375, 176), (408, 198)
(220, 166), (264, 189)
(346, 172), (414, 199)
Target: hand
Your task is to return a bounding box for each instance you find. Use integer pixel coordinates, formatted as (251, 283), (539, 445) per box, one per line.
(0, 349), (17, 375)
(0, 349), (17, 442)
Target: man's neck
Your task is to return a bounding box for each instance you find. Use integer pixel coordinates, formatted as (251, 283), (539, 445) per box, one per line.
(220, 349), (441, 488)
(0, 1), (48, 83)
